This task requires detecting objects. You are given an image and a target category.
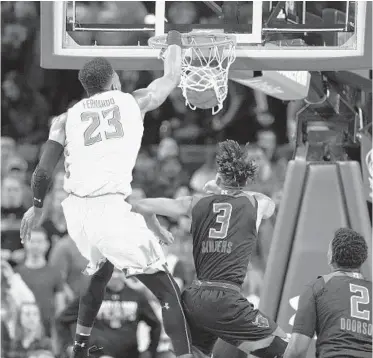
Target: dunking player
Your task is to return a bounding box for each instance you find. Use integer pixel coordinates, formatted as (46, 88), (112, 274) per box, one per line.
(284, 228), (372, 358)
(20, 31), (193, 358)
(133, 140), (289, 358)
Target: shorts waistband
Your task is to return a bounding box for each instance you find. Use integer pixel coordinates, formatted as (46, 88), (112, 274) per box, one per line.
(70, 192), (129, 199)
(192, 279), (241, 292)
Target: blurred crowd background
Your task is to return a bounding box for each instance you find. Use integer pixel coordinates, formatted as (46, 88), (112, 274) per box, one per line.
(2, 2), (369, 358)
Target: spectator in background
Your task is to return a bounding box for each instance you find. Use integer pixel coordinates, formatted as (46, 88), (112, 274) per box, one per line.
(27, 349), (55, 358)
(167, 1), (197, 24)
(257, 129), (277, 163)
(42, 189), (68, 250)
(57, 268), (161, 358)
(189, 150), (216, 193)
(1, 176), (27, 265)
(16, 229), (66, 336)
(138, 245), (189, 358)
(173, 186), (191, 200)
(132, 150), (157, 195)
(49, 236), (89, 300)
(1, 136), (16, 175)
(157, 137), (179, 161)
(2, 71), (49, 144)
(6, 302), (53, 358)
(94, 1), (148, 46)
(150, 156), (189, 198)
(1, 259), (36, 354)
(4, 154), (33, 207)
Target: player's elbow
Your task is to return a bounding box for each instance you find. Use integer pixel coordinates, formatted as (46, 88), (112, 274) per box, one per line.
(131, 201), (152, 215)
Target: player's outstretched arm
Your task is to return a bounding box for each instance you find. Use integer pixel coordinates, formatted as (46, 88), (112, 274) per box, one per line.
(132, 196), (194, 220)
(20, 113), (66, 242)
(133, 31), (183, 115)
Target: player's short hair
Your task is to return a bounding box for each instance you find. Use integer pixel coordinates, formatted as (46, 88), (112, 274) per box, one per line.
(78, 57), (114, 95)
(216, 140), (258, 188)
(331, 228), (368, 269)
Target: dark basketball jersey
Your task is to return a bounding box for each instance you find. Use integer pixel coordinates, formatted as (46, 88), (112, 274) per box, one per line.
(293, 271), (372, 358)
(190, 193), (257, 286)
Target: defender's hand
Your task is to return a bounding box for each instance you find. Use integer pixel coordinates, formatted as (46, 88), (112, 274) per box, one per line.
(20, 206), (43, 244)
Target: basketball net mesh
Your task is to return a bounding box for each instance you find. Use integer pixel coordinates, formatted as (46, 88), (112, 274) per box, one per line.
(168, 37), (236, 115)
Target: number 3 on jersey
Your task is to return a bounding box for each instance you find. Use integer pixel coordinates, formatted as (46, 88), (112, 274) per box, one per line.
(349, 283), (370, 320)
(209, 203), (232, 239)
(81, 105), (124, 146)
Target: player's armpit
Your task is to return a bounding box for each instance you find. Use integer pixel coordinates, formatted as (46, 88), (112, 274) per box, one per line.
(133, 44), (182, 114)
(132, 196), (193, 219)
(283, 333), (312, 358)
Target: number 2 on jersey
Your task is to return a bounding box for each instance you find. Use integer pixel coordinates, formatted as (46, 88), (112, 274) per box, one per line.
(81, 105), (124, 146)
(209, 203), (232, 239)
(349, 283), (370, 320)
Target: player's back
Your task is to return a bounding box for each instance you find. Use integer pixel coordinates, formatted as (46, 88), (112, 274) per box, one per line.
(313, 271), (372, 357)
(64, 90), (143, 197)
(191, 193), (257, 286)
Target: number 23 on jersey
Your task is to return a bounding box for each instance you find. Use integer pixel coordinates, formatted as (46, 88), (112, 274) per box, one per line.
(81, 105), (124, 146)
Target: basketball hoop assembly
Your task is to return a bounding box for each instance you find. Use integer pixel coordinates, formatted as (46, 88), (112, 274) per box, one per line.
(149, 32), (236, 114)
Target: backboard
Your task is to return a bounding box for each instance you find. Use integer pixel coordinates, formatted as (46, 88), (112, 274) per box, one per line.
(41, 1), (372, 71)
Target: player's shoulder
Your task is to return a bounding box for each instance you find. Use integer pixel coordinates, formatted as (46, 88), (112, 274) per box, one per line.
(51, 112), (67, 126)
(316, 272), (372, 293)
(50, 112), (67, 136)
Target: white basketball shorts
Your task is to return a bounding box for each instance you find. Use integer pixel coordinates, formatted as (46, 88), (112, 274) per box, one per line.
(61, 194), (167, 276)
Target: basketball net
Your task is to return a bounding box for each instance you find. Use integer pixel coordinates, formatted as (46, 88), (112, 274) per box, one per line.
(179, 37), (236, 114)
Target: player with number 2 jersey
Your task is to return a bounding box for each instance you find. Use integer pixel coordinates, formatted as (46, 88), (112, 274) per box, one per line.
(285, 228), (372, 358)
(133, 140), (289, 358)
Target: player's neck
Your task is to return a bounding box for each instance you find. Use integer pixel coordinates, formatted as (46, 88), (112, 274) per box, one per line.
(87, 89), (110, 97)
(218, 183), (242, 195)
(332, 266), (361, 274)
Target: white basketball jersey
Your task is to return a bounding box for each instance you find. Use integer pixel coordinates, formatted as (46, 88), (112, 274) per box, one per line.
(64, 90), (143, 197)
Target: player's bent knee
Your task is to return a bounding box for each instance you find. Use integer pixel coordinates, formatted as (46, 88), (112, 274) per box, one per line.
(250, 336), (288, 358)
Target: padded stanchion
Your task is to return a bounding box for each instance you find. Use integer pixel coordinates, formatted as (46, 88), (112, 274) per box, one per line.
(260, 161), (372, 358)
(260, 159), (308, 318)
(337, 161), (372, 279)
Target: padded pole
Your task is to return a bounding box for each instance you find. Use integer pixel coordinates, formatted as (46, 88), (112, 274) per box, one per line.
(260, 159), (308, 318)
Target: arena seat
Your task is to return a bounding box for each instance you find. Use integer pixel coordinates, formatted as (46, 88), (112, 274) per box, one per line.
(260, 160), (372, 358)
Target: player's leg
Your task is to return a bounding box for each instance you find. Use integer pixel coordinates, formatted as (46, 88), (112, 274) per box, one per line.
(91, 200), (193, 357)
(62, 195), (114, 357)
(73, 259), (114, 354)
(182, 284), (287, 358)
(210, 291), (288, 358)
(136, 271), (194, 358)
